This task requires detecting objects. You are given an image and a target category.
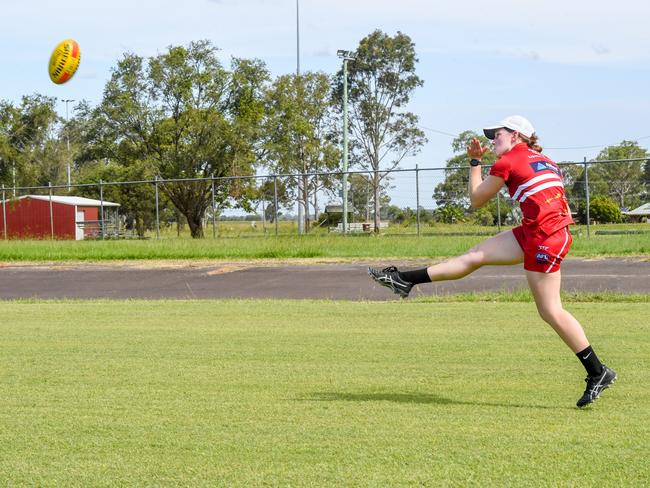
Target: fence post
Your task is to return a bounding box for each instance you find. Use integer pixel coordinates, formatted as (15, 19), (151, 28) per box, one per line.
(2, 185), (7, 240)
(211, 173), (217, 239)
(584, 157), (590, 238)
(273, 175), (279, 236)
(342, 170), (348, 235)
(365, 175), (370, 222)
(115, 206), (119, 239)
(261, 197), (267, 233)
(99, 180), (106, 240)
(415, 165), (421, 236)
(48, 182), (54, 240)
(154, 176), (160, 240)
(496, 192), (501, 232)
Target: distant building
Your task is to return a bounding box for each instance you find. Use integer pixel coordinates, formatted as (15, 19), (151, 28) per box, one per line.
(622, 203), (650, 223)
(0, 195), (120, 240)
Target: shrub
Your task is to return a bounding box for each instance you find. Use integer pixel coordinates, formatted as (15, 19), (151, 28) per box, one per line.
(434, 204), (465, 224)
(577, 196), (622, 223)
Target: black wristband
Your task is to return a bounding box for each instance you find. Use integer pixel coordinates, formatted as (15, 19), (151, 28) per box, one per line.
(470, 159), (481, 167)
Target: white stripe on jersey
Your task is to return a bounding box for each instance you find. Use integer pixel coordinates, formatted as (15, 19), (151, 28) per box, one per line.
(519, 181), (565, 203)
(512, 173), (562, 201)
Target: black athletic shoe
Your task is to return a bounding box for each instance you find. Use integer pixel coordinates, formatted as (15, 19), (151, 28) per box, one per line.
(576, 365), (617, 408)
(368, 266), (414, 298)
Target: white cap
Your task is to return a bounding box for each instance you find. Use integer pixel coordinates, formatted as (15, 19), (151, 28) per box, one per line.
(483, 115), (535, 140)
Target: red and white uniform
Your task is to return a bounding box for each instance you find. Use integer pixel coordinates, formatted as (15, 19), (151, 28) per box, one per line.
(490, 143), (574, 273)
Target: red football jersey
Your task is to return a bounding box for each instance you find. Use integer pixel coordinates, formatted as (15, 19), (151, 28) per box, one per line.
(489, 143), (574, 234)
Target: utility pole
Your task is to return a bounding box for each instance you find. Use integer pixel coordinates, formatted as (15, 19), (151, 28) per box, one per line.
(296, 0), (300, 76)
(337, 50), (356, 234)
(295, 0), (304, 234)
(61, 98), (75, 190)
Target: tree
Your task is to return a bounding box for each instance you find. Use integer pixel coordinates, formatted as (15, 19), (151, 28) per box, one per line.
(432, 130), (508, 224)
(591, 141), (647, 210)
(334, 30), (427, 232)
(474, 197), (512, 226)
(433, 131), (497, 209)
(75, 159), (158, 237)
(383, 204), (416, 225)
(346, 172), (392, 222)
(565, 161), (608, 213)
(254, 177), (292, 225)
(0, 95), (68, 190)
(263, 72), (341, 230)
(81, 40), (269, 238)
(0, 100), (25, 188)
(348, 173), (372, 221)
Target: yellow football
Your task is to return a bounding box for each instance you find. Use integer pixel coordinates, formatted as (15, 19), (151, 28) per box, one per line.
(48, 39), (81, 84)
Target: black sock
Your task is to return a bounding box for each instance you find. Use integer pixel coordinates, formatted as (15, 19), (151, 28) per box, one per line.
(398, 268), (431, 285)
(576, 345), (604, 377)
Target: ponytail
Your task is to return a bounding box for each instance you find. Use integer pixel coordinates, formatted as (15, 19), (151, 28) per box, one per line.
(520, 133), (543, 152)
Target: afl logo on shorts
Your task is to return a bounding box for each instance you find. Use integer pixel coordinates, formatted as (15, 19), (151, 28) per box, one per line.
(536, 252), (550, 264)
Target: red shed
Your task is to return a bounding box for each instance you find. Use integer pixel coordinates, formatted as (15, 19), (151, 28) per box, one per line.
(0, 195), (120, 240)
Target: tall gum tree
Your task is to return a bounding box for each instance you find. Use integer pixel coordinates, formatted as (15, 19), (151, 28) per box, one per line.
(334, 30), (427, 232)
(263, 72), (341, 230)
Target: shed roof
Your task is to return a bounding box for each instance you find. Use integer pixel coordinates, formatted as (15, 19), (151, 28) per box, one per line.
(5, 195), (120, 207)
(623, 203), (650, 216)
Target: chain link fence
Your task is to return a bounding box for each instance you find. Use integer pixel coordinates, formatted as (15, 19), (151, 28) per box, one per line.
(1, 158), (648, 240)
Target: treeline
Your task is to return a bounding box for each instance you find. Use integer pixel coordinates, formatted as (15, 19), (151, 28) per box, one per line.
(0, 31), (425, 237)
(2, 32), (648, 236)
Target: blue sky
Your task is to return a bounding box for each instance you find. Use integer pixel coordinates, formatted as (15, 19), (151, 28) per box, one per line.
(4, 0), (649, 173)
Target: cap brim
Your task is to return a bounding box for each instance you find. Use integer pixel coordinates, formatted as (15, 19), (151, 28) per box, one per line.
(483, 126), (500, 140)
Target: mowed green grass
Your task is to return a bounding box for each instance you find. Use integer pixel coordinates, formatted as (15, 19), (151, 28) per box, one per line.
(0, 226), (648, 261)
(1, 299), (648, 486)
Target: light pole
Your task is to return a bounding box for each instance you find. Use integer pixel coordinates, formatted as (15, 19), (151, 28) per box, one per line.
(337, 50), (355, 233)
(61, 98), (75, 190)
(296, 0), (300, 77)
(296, 0), (304, 234)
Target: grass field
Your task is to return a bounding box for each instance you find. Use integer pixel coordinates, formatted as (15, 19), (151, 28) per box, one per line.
(0, 224), (648, 261)
(1, 299), (648, 486)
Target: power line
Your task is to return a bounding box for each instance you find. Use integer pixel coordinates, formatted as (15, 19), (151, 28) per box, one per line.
(418, 125), (457, 138)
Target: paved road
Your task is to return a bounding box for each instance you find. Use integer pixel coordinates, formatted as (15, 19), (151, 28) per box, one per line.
(0, 258), (648, 300)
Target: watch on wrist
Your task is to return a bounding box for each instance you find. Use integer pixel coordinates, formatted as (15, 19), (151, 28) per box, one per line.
(470, 158), (481, 167)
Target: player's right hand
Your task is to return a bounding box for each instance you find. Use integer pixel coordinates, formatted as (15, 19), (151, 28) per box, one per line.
(467, 137), (489, 160)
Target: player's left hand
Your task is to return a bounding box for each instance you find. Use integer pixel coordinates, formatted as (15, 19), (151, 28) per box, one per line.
(467, 137), (489, 160)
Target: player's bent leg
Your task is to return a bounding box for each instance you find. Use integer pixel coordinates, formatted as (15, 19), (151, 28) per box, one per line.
(426, 230), (524, 281)
(526, 269), (617, 407)
(526, 270), (589, 353)
(368, 230), (523, 298)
